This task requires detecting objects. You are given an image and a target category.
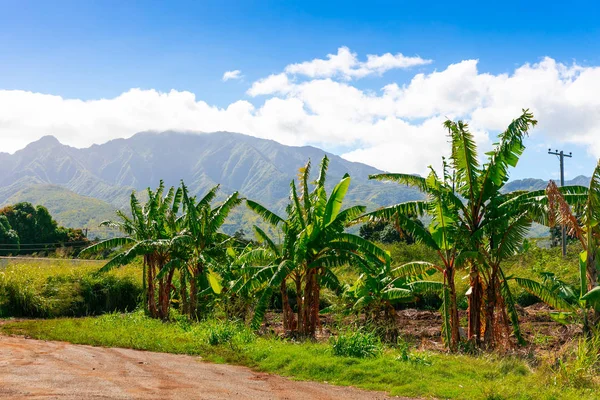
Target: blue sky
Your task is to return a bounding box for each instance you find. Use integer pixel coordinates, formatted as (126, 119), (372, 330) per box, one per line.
(1, 0), (599, 180)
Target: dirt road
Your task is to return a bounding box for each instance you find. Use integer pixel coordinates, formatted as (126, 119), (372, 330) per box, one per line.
(0, 335), (398, 399)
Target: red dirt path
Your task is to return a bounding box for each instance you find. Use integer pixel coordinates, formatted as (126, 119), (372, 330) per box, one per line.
(0, 335), (408, 400)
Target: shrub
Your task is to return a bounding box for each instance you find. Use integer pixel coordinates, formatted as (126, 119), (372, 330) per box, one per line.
(330, 330), (382, 358)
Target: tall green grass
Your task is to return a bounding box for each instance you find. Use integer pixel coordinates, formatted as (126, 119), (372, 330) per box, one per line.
(0, 259), (141, 317)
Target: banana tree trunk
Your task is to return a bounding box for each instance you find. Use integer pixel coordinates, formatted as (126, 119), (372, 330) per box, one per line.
(180, 271), (189, 316)
(446, 267), (460, 352)
(295, 273), (303, 334)
(281, 279), (296, 332)
(147, 256), (158, 318)
(483, 270), (498, 349)
(157, 268), (175, 320)
(467, 263), (483, 346)
(301, 268), (320, 337)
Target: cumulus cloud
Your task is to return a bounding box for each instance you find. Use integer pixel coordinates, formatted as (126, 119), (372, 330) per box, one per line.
(283, 46), (431, 80)
(222, 70), (242, 81)
(247, 73), (292, 96)
(1, 49), (599, 177)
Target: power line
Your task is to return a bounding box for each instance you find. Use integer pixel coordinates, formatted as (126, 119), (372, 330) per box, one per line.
(548, 148), (572, 257)
(0, 242), (93, 248)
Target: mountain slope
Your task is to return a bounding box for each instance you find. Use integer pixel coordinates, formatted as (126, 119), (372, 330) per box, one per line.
(0, 132), (423, 213)
(1, 184), (118, 239)
(0, 131), (426, 237)
(504, 175), (590, 192)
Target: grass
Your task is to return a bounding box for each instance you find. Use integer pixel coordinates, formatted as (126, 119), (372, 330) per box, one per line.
(2, 312), (598, 400)
(0, 259), (141, 317)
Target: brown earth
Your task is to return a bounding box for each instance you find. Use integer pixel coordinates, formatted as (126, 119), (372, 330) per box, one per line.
(0, 335), (407, 400)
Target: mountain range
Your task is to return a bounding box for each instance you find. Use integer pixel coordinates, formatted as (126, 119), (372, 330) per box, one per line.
(2, 131), (586, 239)
(0, 131), (426, 238)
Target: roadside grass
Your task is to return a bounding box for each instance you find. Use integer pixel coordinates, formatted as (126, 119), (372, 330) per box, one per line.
(2, 313), (597, 400)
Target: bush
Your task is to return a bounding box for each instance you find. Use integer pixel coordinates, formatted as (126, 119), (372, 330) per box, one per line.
(330, 330), (382, 358)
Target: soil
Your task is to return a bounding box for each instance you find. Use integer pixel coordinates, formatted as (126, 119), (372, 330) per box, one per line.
(0, 335), (406, 400)
(265, 304), (581, 353)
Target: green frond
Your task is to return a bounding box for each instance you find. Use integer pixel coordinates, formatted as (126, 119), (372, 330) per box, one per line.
(324, 174), (351, 226)
(368, 173), (428, 192)
(381, 287), (414, 301)
(79, 237), (136, 257)
(246, 200), (285, 227)
(253, 226), (280, 254)
(392, 261), (438, 278)
(514, 277), (574, 311)
(409, 280), (444, 293)
(362, 201), (428, 221)
(331, 233), (391, 265)
(315, 155), (329, 190)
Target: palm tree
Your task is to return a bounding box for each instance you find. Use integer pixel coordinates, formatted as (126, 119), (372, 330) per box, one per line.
(80, 181), (184, 320)
(367, 164), (466, 351)
(441, 110), (537, 347)
(244, 156), (390, 337)
(369, 110), (539, 349)
(178, 183), (242, 319)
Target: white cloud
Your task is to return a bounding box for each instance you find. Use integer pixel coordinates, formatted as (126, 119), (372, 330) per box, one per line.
(283, 46), (431, 80)
(222, 70), (242, 81)
(2, 49), (600, 177)
(247, 73), (292, 96)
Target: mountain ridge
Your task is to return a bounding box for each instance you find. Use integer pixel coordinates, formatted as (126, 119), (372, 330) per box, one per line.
(2, 131), (585, 238)
(0, 131), (424, 235)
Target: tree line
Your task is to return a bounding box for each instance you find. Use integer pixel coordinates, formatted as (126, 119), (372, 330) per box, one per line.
(81, 109), (600, 351)
(0, 202), (89, 256)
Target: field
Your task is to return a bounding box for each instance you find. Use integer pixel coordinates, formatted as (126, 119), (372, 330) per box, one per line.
(1, 243), (598, 400)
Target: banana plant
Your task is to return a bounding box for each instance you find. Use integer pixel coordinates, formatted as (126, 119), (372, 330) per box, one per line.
(369, 110), (539, 349)
(345, 260), (440, 322)
(243, 156), (391, 337)
(177, 182), (242, 319)
(366, 165), (465, 351)
(80, 181), (185, 320)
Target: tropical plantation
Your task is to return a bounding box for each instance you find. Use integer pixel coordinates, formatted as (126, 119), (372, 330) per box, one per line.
(2, 110), (600, 399)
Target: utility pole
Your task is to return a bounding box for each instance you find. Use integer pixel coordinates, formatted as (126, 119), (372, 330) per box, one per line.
(548, 149), (572, 257)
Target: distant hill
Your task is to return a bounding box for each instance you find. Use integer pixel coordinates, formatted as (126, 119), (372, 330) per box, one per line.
(503, 175), (590, 192)
(1, 184), (119, 239)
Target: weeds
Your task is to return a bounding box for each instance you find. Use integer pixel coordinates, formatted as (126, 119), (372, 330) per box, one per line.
(551, 334), (600, 389)
(330, 330), (382, 358)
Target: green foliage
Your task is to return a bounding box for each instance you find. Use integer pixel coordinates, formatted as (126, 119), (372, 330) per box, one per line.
(358, 217), (424, 244)
(330, 330), (383, 358)
(0, 259), (141, 317)
(0, 215), (19, 255)
(206, 319), (255, 346)
(2, 184), (119, 239)
(0, 202), (89, 254)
